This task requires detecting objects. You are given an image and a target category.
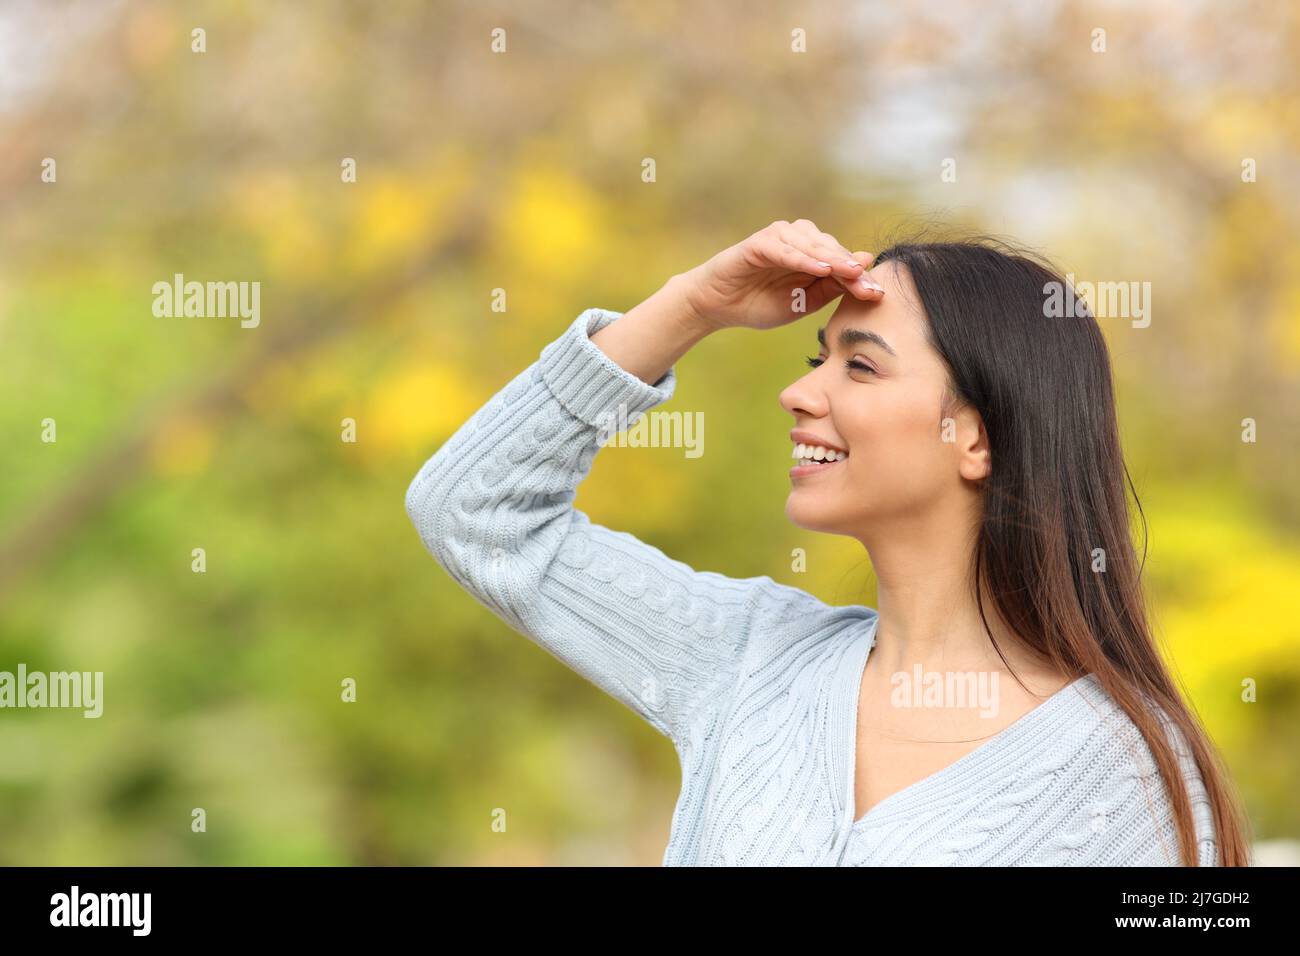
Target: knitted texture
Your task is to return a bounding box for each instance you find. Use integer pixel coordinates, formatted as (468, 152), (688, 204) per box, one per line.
(405, 306), (1219, 866)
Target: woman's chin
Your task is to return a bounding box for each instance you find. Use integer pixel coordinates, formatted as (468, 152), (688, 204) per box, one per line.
(784, 495), (842, 532)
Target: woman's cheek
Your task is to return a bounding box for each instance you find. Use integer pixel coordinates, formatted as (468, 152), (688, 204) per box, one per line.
(888, 402), (953, 486)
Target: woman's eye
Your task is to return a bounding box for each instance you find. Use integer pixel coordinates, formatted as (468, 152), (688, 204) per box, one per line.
(805, 355), (875, 375)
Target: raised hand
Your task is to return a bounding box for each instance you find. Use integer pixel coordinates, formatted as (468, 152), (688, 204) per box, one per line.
(678, 219), (884, 332)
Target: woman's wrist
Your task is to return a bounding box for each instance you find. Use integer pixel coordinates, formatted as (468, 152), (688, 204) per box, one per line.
(664, 268), (721, 335)
(589, 275), (717, 386)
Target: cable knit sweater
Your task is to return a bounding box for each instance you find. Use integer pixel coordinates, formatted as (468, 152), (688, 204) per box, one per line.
(405, 306), (1220, 866)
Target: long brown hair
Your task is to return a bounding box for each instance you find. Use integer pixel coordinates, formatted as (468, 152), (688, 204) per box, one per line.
(872, 238), (1252, 866)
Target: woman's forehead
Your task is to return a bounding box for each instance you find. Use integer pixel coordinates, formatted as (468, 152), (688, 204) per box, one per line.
(826, 259), (926, 346)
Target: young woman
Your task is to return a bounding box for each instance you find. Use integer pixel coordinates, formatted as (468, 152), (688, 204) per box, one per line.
(406, 219), (1251, 866)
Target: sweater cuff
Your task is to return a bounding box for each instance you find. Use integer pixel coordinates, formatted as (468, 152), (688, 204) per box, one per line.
(538, 307), (678, 432)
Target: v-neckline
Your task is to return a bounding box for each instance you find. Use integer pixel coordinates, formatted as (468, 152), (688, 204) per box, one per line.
(840, 618), (1092, 832)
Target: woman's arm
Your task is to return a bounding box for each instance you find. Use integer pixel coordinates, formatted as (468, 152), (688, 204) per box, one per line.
(585, 273), (713, 386)
(405, 294), (773, 748)
(406, 221), (880, 748)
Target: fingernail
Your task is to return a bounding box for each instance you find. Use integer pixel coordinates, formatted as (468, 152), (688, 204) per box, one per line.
(815, 260), (832, 269)
(845, 259), (863, 269)
(861, 278), (883, 292)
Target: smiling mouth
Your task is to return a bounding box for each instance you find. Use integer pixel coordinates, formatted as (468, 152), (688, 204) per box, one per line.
(790, 442), (848, 475)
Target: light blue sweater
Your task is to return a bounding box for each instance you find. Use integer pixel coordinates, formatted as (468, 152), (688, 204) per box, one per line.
(405, 306), (1220, 866)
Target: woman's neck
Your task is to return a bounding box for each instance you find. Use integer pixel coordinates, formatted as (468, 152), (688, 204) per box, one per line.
(857, 503), (1055, 681)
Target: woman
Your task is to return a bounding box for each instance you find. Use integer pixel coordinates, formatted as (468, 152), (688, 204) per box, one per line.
(405, 219), (1251, 866)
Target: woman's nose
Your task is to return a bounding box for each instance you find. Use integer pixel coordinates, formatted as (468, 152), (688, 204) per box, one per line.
(779, 376), (826, 419)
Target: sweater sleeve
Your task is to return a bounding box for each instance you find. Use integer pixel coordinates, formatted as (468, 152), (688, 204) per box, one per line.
(404, 306), (777, 748)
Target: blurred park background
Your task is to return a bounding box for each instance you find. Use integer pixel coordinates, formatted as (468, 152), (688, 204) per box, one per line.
(0, 0), (1297, 865)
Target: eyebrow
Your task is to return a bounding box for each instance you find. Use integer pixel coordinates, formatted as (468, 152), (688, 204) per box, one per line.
(817, 324), (897, 357)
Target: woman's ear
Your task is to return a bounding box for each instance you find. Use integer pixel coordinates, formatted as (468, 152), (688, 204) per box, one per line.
(956, 408), (991, 482)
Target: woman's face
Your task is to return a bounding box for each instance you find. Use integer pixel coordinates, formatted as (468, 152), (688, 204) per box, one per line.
(779, 259), (984, 536)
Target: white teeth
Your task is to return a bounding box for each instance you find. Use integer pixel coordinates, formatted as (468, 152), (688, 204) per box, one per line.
(791, 442), (847, 463)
